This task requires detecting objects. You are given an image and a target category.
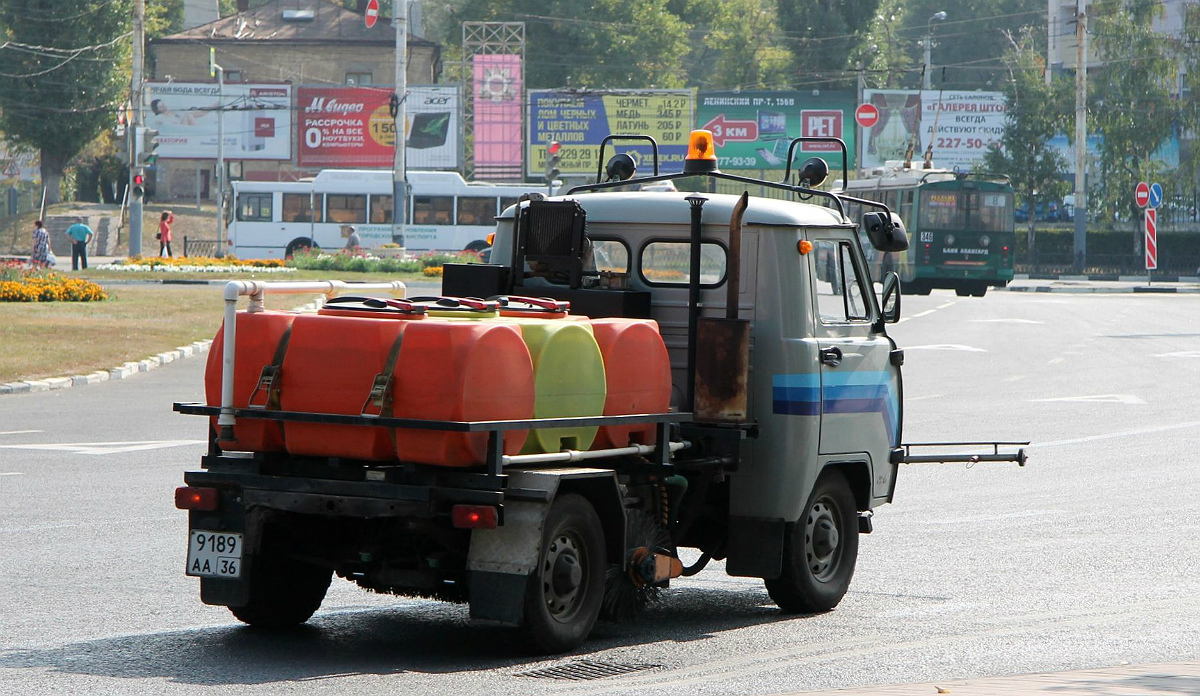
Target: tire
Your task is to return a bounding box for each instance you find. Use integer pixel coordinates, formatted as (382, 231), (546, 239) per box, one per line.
(285, 238), (316, 258)
(465, 240), (490, 253)
(524, 493), (606, 653)
(955, 287), (971, 297)
(230, 545), (332, 629)
(765, 469), (859, 614)
(972, 284), (989, 297)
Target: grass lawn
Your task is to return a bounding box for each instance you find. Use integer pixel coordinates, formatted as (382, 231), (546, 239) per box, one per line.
(75, 267), (434, 284)
(0, 285), (324, 383)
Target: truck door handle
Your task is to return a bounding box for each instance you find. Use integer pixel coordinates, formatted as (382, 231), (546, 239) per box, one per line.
(820, 346), (843, 367)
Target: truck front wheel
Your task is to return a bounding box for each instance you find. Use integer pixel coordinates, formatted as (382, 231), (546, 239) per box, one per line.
(230, 549), (333, 629)
(523, 493), (606, 653)
(766, 469), (859, 613)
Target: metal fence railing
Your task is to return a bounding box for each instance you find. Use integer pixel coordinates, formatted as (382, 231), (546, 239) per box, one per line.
(182, 236), (221, 258)
(1017, 253), (1200, 277)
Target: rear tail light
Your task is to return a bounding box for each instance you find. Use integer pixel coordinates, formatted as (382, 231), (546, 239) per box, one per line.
(175, 486), (219, 511)
(452, 504), (498, 529)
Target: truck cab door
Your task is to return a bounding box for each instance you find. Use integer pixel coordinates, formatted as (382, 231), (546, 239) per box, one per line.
(810, 233), (901, 487)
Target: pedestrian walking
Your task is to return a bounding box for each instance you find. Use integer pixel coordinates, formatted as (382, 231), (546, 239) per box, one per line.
(158, 210), (175, 257)
(31, 220), (51, 268)
(341, 224), (361, 253)
(64, 221), (94, 270)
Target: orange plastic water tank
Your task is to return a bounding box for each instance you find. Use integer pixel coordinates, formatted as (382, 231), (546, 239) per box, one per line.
(280, 300), (426, 461)
(391, 320), (535, 466)
(204, 310), (297, 452)
(589, 318), (672, 449)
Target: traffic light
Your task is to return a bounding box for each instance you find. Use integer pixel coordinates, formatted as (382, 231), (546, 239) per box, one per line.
(544, 141), (561, 182)
(136, 127), (160, 166)
(132, 172), (145, 200)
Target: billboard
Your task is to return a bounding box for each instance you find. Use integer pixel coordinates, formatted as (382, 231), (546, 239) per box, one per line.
(146, 82), (291, 160)
(695, 91), (856, 170)
(296, 85), (460, 169)
(473, 54), (523, 179)
(861, 90), (1005, 172)
(528, 90), (692, 177)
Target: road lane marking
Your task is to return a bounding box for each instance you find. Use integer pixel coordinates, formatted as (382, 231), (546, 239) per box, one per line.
(1048, 357), (1065, 365)
(0, 440), (206, 455)
(905, 394), (942, 401)
(937, 301), (957, 309)
(1154, 351), (1200, 358)
(1002, 375), (1026, 382)
(970, 318), (1044, 324)
(912, 310), (936, 318)
(0, 472), (24, 477)
(0, 430), (42, 436)
(1029, 420), (1200, 449)
(1033, 394), (1145, 404)
(906, 344), (988, 352)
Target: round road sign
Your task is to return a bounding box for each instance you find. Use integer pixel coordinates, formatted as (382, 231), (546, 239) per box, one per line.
(855, 103), (880, 129)
(1149, 182), (1163, 209)
(365, 0), (380, 28)
(1135, 181), (1150, 208)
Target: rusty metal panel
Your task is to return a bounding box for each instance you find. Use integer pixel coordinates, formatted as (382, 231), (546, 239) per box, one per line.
(693, 317), (750, 422)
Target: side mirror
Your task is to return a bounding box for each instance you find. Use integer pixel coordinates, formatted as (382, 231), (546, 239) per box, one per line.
(796, 157), (829, 188)
(861, 211), (909, 252)
(880, 271), (901, 323)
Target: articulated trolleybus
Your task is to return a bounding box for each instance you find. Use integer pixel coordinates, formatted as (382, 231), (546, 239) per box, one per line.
(228, 170), (549, 259)
(836, 164), (1016, 297)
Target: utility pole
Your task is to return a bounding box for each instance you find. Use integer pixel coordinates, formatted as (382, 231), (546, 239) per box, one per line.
(129, 0), (144, 257)
(392, 0), (408, 249)
(1073, 8), (1087, 271)
(216, 62), (225, 251)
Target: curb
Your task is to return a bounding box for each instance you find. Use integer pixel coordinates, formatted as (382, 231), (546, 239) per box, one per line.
(1, 340), (213, 395)
(1007, 285), (1200, 294)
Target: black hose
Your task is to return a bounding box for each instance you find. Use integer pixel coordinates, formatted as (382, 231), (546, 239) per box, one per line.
(680, 553), (711, 577)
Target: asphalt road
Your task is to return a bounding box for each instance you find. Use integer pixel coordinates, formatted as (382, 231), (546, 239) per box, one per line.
(1, 287), (1198, 695)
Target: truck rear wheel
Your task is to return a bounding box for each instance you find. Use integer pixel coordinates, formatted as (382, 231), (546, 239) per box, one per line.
(230, 548), (333, 629)
(524, 493), (606, 653)
(766, 469), (858, 613)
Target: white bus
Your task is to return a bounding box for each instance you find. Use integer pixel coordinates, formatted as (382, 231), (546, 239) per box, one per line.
(228, 170), (553, 259)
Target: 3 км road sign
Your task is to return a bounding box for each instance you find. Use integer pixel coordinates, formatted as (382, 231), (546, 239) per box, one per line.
(1145, 208), (1157, 270)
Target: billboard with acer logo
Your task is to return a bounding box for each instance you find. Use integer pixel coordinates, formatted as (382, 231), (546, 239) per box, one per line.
(296, 85), (460, 169)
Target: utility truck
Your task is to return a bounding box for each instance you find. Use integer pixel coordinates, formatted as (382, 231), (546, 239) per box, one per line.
(174, 131), (1025, 653)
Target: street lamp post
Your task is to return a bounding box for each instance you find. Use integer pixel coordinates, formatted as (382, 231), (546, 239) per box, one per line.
(923, 11), (947, 90)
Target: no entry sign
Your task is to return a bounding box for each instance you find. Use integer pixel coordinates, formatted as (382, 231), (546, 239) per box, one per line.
(1135, 181), (1150, 208)
(365, 0), (379, 28)
(854, 103), (880, 129)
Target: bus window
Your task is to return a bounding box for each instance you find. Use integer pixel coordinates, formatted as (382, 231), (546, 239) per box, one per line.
(457, 197), (497, 226)
(327, 194), (367, 224)
(920, 191), (964, 230)
(499, 196), (520, 214)
(237, 193), (272, 222)
(413, 196), (453, 225)
(970, 192), (1014, 232)
(370, 194), (393, 223)
(281, 193), (316, 222)
(900, 190), (915, 225)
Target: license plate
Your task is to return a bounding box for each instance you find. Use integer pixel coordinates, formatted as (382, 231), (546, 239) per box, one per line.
(186, 530), (243, 578)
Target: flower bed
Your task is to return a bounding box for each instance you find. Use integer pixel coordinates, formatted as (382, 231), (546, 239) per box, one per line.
(123, 255), (288, 268)
(0, 270), (108, 302)
(92, 262), (297, 274)
(286, 249), (481, 274)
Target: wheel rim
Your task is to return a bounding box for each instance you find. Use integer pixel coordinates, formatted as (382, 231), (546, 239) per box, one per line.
(805, 497), (842, 583)
(542, 529), (587, 621)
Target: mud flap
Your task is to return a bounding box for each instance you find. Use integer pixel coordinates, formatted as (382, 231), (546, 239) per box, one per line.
(467, 500), (547, 626)
(724, 516), (785, 579)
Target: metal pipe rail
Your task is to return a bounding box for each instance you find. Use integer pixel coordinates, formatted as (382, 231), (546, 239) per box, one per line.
(894, 441), (1029, 466)
(217, 280), (407, 439)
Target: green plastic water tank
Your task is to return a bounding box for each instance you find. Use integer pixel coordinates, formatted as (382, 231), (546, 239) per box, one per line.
(508, 318), (607, 453)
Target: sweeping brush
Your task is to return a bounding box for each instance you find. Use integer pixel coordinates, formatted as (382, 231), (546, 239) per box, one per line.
(601, 509), (673, 622)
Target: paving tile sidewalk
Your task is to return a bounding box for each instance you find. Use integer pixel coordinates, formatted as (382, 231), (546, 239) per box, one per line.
(790, 660), (1200, 695)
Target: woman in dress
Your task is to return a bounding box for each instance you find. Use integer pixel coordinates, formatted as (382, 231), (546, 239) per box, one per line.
(31, 220), (50, 267)
(159, 210), (175, 257)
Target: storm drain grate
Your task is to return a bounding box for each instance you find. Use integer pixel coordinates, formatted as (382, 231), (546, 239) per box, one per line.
(515, 660), (660, 681)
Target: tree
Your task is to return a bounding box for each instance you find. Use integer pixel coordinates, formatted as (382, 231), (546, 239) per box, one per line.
(776, 0), (881, 90)
(1087, 1), (1178, 233)
(0, 0), (130, 203)
(981, 28), (1071, 257)
(699, 0), (790, 89)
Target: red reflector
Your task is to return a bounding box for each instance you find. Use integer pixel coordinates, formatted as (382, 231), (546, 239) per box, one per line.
(451, 504), (498, 529)
(175, 486), (219, 511)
